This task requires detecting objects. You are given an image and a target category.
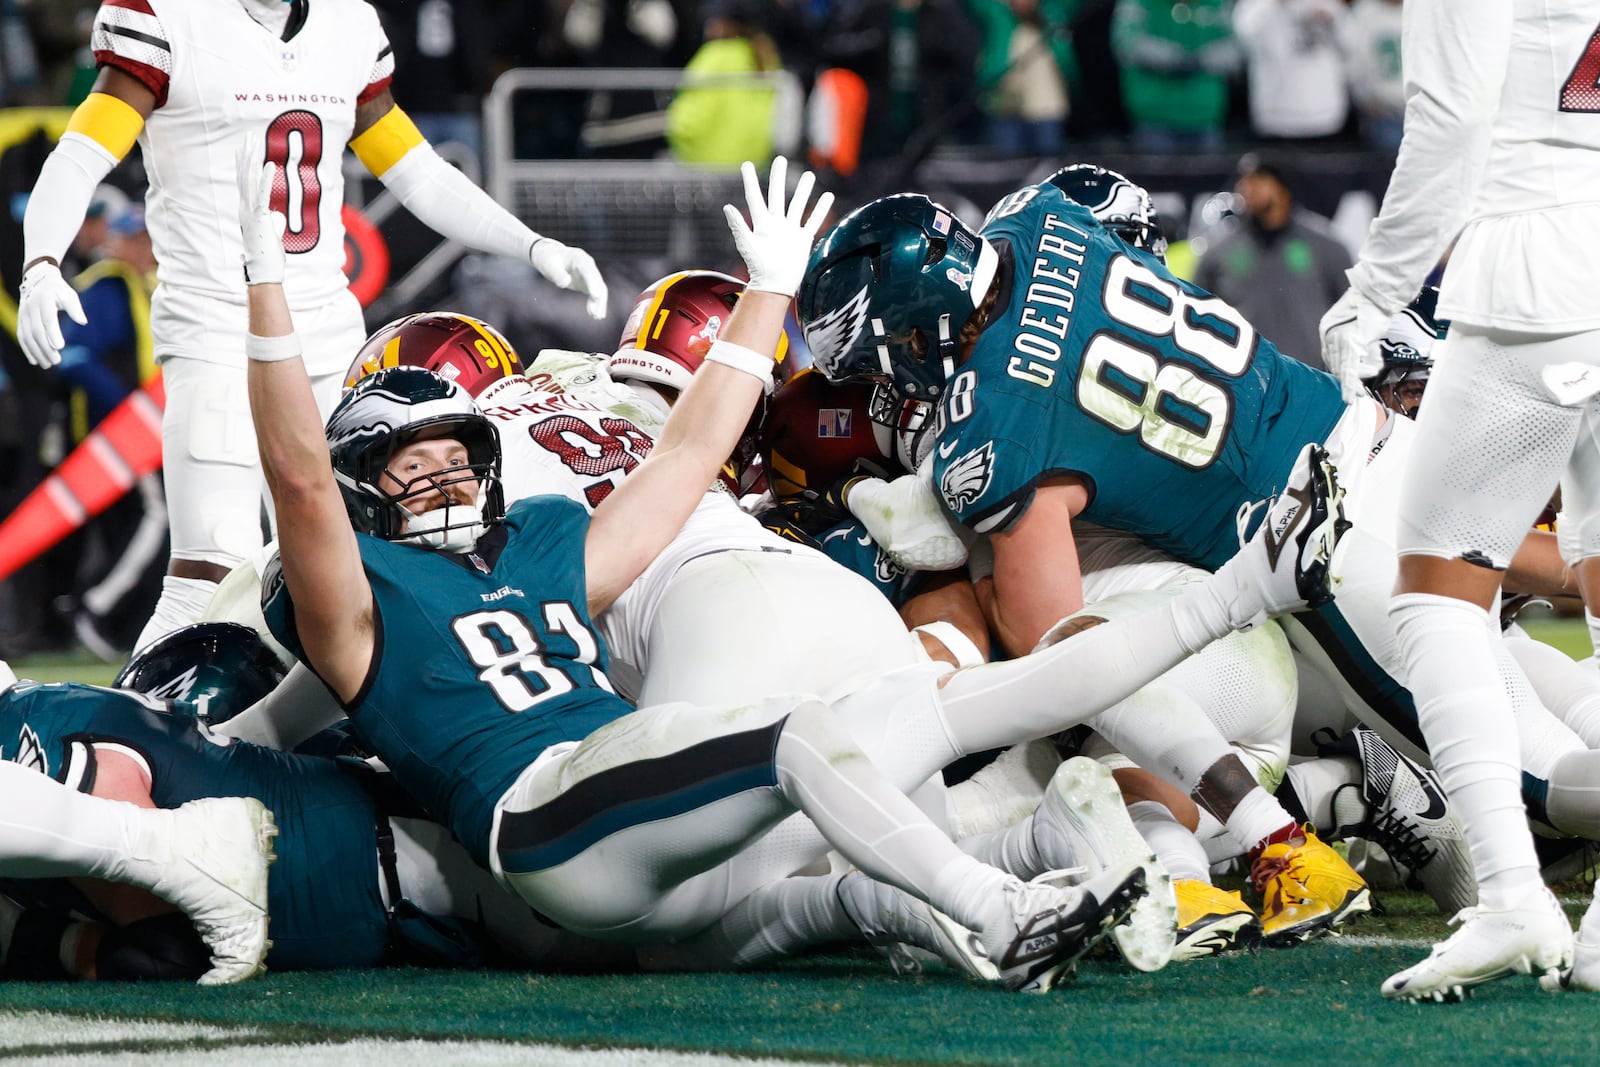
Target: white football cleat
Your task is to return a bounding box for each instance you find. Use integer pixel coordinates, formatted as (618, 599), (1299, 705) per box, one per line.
(1328, 727), (1477, 916)
(1220, 443), (1351, 629)
(1382, 887), (1573, 1003)
(976, 864), (1148, 994)
(130, 796), (278, 984)
(1030, 756), (1176, 973)
(1540, 932), (1600, 992)
(836, 870), (997, 983)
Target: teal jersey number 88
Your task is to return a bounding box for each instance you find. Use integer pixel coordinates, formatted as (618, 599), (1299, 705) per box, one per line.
(1078, 253), (1256, 470)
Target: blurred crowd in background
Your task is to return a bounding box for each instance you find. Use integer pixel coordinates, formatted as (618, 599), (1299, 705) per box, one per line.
(0, 0), (1407, 659)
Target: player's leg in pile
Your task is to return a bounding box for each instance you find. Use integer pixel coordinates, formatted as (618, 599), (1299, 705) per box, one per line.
(1376, 321), (1600, 1001)
(758, 350), (1367, 957)
(1542, 399), (1600, 992)
(628, 438), (1355, 983)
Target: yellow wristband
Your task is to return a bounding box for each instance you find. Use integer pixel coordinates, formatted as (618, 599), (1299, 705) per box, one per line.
(350, 106), (424, 178)
(65, 92), (144, 160)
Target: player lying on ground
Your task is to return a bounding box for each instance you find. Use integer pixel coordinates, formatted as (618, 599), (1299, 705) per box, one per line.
(0, 626), (631, 981)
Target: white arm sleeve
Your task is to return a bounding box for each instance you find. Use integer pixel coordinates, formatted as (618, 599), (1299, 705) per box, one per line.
(214, 661), (346, 750)
(849, 459), (970, 571)
(1347, 0), (1513, 309)
(377, 141), (540, 262)
(22, 132), (118, 264)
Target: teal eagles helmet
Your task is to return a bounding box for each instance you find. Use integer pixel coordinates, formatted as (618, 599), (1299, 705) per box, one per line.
(1045, 163), (1168, 262)
(115, 621), (288, 725)
(797, 193), (999, 401)
(1369, 285), (1447, 419)
(325, 366), (505, 550)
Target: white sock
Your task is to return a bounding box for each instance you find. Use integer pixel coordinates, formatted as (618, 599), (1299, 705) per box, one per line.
(945, 741), (1059, 840)
(1581, 891), (1600, 945)
(1391, 592), (1543, 909)
(133, 574), (221, 654)
(773, 701), (1011, 935)
(637, 874), (855, 971)
(956, 818), (1044, 880)
(1587, 610), (1600, 660)
(1279, 756), (1363, 835)
(1545, 748), (1600, 839)
(1128, 801), (1210, 883)
(1222, 786), (1296, 855)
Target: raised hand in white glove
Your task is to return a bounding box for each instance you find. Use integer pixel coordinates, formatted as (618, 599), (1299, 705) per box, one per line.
(530, 238), (609, 320)
(17, 259), (87, 369)
(1319, 285), (1390, 403)
(236, 135), (286, 286)
(723, 155), (834, 298)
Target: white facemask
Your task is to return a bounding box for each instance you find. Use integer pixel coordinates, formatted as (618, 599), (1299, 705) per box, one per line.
(240, 0), (293, 36)
(398, 499), (487, 553)
(0, 660), (16, 695)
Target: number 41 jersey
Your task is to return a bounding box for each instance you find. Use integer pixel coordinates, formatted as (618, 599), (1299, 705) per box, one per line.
(263, 496), (627, 869)
(931, 184), (1346, 571)
(92, 0), (392, 308)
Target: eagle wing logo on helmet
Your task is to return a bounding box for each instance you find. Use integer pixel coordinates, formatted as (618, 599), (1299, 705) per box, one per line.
(805, 284), (874, 380)
(940, 441), (995, 513)
(142, 665), (200, 703)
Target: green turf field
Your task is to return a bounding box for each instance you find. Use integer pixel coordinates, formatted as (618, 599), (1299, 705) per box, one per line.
(1, 620), (1595, 1065)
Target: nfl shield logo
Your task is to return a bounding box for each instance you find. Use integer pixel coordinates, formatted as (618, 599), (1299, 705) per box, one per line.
(818, 408), (853, 438)
(281, 47), (298, 72)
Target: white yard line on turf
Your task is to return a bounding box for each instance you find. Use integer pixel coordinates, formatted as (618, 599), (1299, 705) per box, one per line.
(1325, 935), (1437, 949)
(0, 1012), (258, 1048)
(0, 1017), (854, 1067)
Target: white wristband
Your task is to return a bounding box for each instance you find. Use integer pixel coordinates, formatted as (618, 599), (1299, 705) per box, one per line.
(246, 332), (302, 363)
(703, 339), (775, 390)
(912, 621), (986, 669)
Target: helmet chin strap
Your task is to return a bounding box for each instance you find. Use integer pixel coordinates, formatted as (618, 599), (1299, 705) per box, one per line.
(399, 501), (486, 553)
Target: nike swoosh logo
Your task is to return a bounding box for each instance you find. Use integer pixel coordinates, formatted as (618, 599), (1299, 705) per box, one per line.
(1415, 775), (1449, 822)
(938, 438), (959, 460)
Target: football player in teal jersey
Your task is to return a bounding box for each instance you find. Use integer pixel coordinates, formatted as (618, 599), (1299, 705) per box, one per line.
(797, 165), (1376, 947)
(239, 132), (1359, 992)
(0, 626), (627, 981)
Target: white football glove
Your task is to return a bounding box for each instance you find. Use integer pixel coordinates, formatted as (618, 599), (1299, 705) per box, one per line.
(16, 259), (87, 369)
(530, 238), (609, 320)
(723, 155), (833, 298)
(1319, 285), (1390, 403)
(236, 136), (286, 286)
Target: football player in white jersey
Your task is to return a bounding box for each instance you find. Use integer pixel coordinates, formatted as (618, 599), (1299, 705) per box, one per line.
(1320, 0), (1600, 999)
(15, 0), (608, 656)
